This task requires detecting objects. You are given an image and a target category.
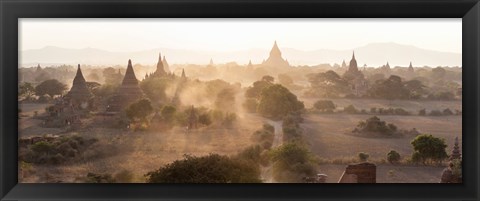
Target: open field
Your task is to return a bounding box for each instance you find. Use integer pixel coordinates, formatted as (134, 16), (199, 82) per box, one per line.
(19, 104), (264, 183)
(302, 113), (462, 160)
(299, 97), (462, 112)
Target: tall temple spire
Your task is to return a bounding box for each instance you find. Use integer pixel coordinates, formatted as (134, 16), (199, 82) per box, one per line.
(122, 59), (139, 85)
(155, 52), (167, 77)
(450, 137), (461, 160)
(341, 60), (347, 68)
(209, 58), (214, 66)
(348, 51), (358, 72)
(65, 64), (92, 104)
(409, 62), (412, 68)
(162, 55), (170, 73)
(106, 59), (144, 113)
(263, 40), (289, 68)
(270, 40), (282, 58)
(181, 68), (186, 78)
(386, 62), (390, 69)
(73, 64), (86, 84)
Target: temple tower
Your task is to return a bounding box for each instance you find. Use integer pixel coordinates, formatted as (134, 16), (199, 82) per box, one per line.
(343, 51), (363, 81)
(450, 137), (461, 160)
(65, 64), (92, 106)
(162, 55), (171, 73)
(262, 41), (290, 68)
(154, 53), (167, 77)
(106, 59), (144, 113)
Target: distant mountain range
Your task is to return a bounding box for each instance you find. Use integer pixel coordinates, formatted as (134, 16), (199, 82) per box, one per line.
(21, 42), (461, 68)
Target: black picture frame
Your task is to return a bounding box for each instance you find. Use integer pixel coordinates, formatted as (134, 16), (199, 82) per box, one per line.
(1, 0), (479, 200)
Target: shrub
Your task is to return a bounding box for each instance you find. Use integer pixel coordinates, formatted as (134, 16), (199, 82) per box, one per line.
(411, 134), (448, 164)
(358, 152), (369, 162)
(418, 109), (426, 116)
(313, 100), (336, 112)
(443, 108), (453, 115)
(146, 154), (261, 183)
(343, 105), (358, 114)
(387, 150), (401, 164)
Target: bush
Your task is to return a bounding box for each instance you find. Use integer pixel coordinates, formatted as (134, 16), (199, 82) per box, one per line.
(418, 109), (426, 116)
(358, 152), (369, 162)
(343, 105), (357, 114)
(387, 150), (401, 164)
(270, 142), (317, 182)
(443, 108), (453, 115)
(146, 154), (261, 183)
(411, 134), (448, 164)
(313, 100), (336, 112)
(353, 116), (398, 136)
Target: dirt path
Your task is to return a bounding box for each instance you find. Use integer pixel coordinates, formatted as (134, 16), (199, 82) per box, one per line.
(260, 118), (283, 183)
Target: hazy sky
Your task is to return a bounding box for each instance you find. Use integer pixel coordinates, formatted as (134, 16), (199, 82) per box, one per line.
(20, 18), (461, 53)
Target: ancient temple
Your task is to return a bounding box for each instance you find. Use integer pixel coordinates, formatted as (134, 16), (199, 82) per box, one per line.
(343, 52), (363, 80)
(246, 60), (254, 71)
(450, 137), (461, 160)
(64, 64), (93, 107)
(154, 53), (168, 77)
(406, 61), (415, 77)
(341, 60), (347, 68)
(162, 55), (171, 74)
(262, 41), (290, 69)
(181, 68), (186, 79)
(106, 59), (144, 113)
(343, 52), (368, 97)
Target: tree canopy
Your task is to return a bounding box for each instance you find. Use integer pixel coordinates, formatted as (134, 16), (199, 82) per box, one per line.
(306, 70), (350, 98)
(125, 99), (154, 122)
(145, 154), (261, 183)
(35, 79), (67, 98)
(411, 134), (448, 164)
(257, 84), (304, 119)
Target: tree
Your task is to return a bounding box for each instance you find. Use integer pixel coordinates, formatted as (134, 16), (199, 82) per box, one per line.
(245, 80), (273, 99)
(35, 79), (67, 98)
(140, 77), (170, 103)
(387, 150), (401, 164)
(257, 84), (304, 119)
(125, 99), (154, 122)
(358, 152), (369, 162)
(161, 105), (176, 123)
(85, 82), (101, 92)
(270, 142), (317, 182)
(313, 100), (335, 112)
(403, 79), (427, 99)
(368, 75), (410, 100)
(262, 75), (275, 83)
(214, 87), (236, 112)
(411, 134), (448, 164)
(19, 82), (36, 100)
(145, 154), (261, 183)
(103, 67), (123, 85)
(306, 70), (350, 98)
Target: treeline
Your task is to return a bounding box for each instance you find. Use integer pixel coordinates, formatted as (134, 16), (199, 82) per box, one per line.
(310, 100), (461, 116)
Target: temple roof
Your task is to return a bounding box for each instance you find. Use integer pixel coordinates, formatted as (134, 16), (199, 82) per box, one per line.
(155, 53), (167, 76)
(162, 55), (170, 73)
(65, 64), (92, 101)
(122, 59), (139, 86)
